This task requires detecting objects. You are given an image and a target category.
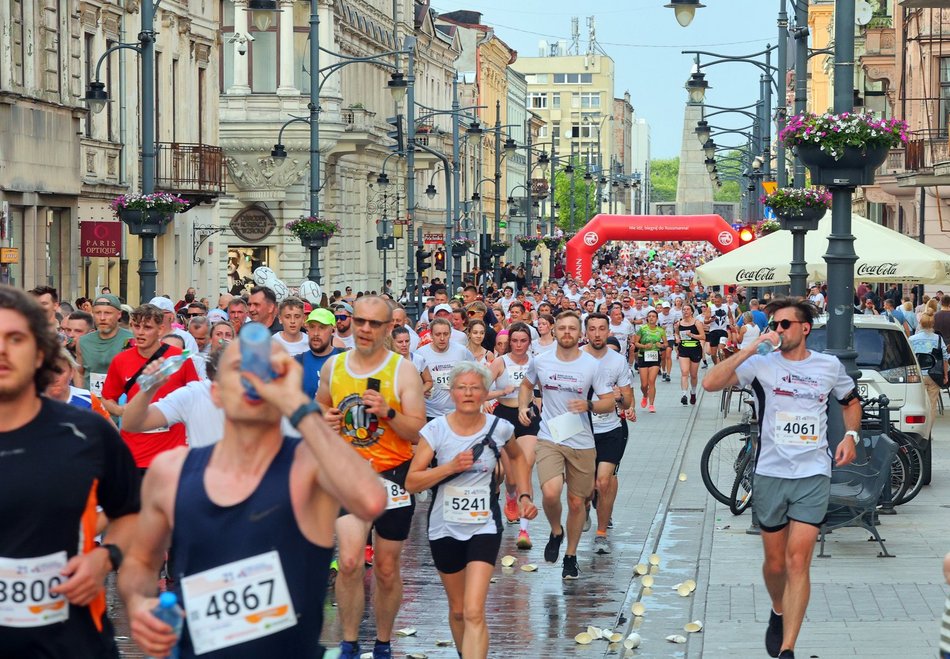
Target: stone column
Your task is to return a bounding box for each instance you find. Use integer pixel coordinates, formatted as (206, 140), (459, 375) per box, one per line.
(675, 100), (714, 216)
(276, 0), (297, 96)
(228, 0), (251, 95)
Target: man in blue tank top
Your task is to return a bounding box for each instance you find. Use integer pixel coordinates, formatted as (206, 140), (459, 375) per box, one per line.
(118, 341), (387, 658)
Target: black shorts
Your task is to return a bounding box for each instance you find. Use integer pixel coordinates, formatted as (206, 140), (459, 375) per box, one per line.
(429, 533), (502, 574)
(494, 402), (540, 438)
(340, 460), (415, 542)
(594, 424), (628, 472)
(678, 345), (703, 363)
(707, 329), (727, 347)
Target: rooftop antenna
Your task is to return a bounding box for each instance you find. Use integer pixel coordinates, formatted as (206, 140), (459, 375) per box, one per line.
(570, 16), (580, 55)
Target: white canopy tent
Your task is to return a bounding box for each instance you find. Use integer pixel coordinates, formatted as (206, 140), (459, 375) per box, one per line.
(695, 212), (950, 286)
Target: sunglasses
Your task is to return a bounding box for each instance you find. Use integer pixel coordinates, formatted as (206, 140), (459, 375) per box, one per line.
(188, 312), (205, 317)
(768, 319), (806, 331)
(335, 314), (350, 321)
(352, 316), (388, 329)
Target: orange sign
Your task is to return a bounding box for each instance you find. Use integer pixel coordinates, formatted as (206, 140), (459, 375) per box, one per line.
(761, 181), (778, 195)
(0, 248), (19, 264)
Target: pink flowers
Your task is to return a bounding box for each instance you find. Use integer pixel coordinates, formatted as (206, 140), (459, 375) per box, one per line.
(110, 192), (190, 217)
(779, 111), (909, 159)
(285, 215), (343, 238)
(761, 187), (832, 214)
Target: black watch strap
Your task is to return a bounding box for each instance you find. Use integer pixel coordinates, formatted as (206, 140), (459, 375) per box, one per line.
(289, 401), (322, 429)
(101, 543), (123, 571)
(386, 407), (396, 420)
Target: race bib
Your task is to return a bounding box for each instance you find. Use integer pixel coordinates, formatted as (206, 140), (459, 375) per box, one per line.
(509, 368), (526, 383)
(643, 350), (659, 362)
(381, 478), (411, 510)
(679, 330), (692, 340)
(774, 412), (820, 447)
(443, 485), (491, 524)
(433, 369), (451, 390)
(0, 551), (68, 628)
(181, 551), (297, 655)
(89, 373), (106, 397)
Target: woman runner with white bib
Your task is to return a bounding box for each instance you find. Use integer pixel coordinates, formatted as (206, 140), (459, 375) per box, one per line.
(406, 362), (537, 659)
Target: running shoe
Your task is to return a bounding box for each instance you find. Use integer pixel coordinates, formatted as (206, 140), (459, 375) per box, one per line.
(562, 554), (579, 580)
(701, 359), (708, 369)
(607, 517), (614, 529)
(593, 534), (611, 555)
(680, 394), (687, 405)
(648, 405), (656, 413)
(544, 532), (564, 563)
(664, 373), (671, 382)
(766, 610), (784, 657)
(373, 641), (392, 659)
(690, 392), (697, 405)
(364, 544), (374, 567)
(516, 530), (533, 550)
(339, 640), (361, 659)
(640, 396), (648, 408)
(777, 652), (794, 659)
(504, 495), (519, 524)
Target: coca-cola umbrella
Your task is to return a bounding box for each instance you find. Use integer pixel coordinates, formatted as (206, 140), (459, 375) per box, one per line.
(696, 211), (950, 286)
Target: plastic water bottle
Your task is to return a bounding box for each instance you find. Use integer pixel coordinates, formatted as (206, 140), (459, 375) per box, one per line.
(239, 322), (274, 400)
(756, 336), (782, 356)
(138, 351), (191, 391)
(147, 592), (183, 659)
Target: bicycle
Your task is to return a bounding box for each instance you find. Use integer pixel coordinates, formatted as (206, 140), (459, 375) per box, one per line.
(700, 394), (758, 506)
(860, 394), (917, 506)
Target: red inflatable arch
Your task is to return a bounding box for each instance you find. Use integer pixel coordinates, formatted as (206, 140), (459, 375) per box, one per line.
(564, 214), (741, 283)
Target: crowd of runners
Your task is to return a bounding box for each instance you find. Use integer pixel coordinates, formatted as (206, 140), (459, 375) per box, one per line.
(7, 239), (943, 659)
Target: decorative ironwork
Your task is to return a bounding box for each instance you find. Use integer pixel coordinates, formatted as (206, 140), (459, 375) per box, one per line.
(155, 142), (226, 197)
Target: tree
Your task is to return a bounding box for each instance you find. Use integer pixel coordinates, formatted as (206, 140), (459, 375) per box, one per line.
(713, 149), (744, 203)
(553, 158), (599, 232)
(650, 158), (679, 202)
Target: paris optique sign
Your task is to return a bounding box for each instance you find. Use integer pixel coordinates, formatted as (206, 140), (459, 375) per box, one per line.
(80, 222), (122, 258)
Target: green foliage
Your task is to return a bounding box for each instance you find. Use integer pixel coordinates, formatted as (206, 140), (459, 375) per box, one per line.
(649, 158), (679, 202)
(553, 159), (599, 231)
(714, 180), (740, 202)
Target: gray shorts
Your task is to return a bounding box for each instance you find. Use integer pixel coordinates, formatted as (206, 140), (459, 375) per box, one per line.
(753, 473), (831, 532)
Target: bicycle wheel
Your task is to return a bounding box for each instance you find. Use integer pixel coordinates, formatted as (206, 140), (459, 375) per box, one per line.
(729, 451), (754, 515)
(887, 448), (911, 507)
(890, 432), (924, 505)
(700, 423), (752, 505)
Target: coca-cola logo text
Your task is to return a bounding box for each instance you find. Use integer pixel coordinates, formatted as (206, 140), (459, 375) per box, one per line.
(856, 262), (898, 277)
(736, 267), (776, 282)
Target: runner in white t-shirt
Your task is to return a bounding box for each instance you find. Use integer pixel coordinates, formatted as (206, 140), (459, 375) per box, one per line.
(271, 297), (309, 356)
(517, 311), (613, 581)
(656, 301), (681, 382)
(417, 318), (475, 420)
(702, 298), (860, 659)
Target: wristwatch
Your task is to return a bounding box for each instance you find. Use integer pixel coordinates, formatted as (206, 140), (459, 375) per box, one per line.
(845, 430), (860, 445)
(386, 408), (397, 420)
(100, 543), (123, 571)
(289, 401), (322, 429)
(586, 400), (594, 412)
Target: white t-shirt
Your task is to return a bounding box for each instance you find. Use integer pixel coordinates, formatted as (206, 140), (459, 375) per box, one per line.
(153, 380), (225, 448)
(608, 319), (634, 356)
(494, 353), (532, 402)
(272, 332), (309, 356)
(524, 350), (611, 449)
(657, 310), (682, 339)
(404, 325), (421, 352)
(336, 332), (355, 350)
(586, 348), (632, 434)
(450, 328), (468, 345)
(738, 323), (761, 349)
(530, 338), (557, 357)
(709, 304), (731, 332)
(420, 414), (513, 541)
(417, 343), (476, 417)
(735, 351), (854, 479)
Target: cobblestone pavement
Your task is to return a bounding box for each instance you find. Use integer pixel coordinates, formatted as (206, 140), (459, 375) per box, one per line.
(110, 368), (950, 657)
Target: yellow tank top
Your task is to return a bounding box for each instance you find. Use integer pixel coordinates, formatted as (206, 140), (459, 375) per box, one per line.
(330, 351), (411, 472)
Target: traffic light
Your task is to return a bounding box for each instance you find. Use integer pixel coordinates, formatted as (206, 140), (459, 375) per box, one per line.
(386, 114), (405, 153)
(434, 249), (446, 271)
(738, 224), (756, 244)
(415, 246), (432, 273)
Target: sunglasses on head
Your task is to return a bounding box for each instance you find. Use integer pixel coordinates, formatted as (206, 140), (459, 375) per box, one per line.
(768, 319), (805, 331)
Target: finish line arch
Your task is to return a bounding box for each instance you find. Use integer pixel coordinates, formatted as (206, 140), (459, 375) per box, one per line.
(564, 214), (741, 282)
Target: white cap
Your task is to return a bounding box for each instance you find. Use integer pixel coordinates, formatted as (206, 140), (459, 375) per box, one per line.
(661, 301), (671, 308)
(148, 296), (176, 313)
(433, 303), (454, 315)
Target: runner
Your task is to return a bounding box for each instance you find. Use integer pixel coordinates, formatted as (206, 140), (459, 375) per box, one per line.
(531, 313), (556, 357)
(248, 285), (283, 334)
(707, 293), (733, 364)
(77, 294), (133, 398)
(416, 318), (475, 422)
(405, 362), (537, 659)
(0, 285), (140, 658)
(226, 297), (249, 335)
(633, 309), (667, 413)
(674, 303), (705, 405)
(119, 341), (386, 658)
(517, 311), (614, 579)
(487, 322), (540, 549)
(466, 319), (495, 366)
(316, 296), (427, 659)
(657, 300), (681, 382)
(295, 308), (342, 400)
(582, 314), (634, 552)
(272, 296), (309, 356)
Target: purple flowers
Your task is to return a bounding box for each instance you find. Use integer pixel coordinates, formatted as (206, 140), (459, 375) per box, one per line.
(779, 112), (909, 159)
(286, 215), (342, 238)
(110, 192), (190, 217)
(762, 187), (832, 214)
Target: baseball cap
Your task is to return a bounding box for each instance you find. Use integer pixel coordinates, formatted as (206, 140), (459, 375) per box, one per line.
(662, 301), (671, 308)
(331, 301), (353, 314)
(433, 303), (454, 315)
(148, 296), (176, 313)
(208, 309), (229, 323)
(93, 294), (121, 310)
(306, 308), (336, 325)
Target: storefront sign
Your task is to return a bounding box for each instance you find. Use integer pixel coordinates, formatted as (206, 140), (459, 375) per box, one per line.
(230, 206), (276, 243)
(80, 222), (121, 257)
(0, 248), (19, 264)
(423, 232), (444, 245)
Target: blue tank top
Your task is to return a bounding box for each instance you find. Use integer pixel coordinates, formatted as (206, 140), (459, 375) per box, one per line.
(171, 437), (331, 658)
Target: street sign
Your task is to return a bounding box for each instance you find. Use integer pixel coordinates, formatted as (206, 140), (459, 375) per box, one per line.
(423, 232), (444, 245)
(761, 181), (777, 195)
(763, 206), (776, 220)
(376, 236), (395, 251)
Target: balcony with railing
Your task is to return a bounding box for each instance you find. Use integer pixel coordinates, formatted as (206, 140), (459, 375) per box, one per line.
(153, 143), (226, 200)
(904, 128), (950, 172)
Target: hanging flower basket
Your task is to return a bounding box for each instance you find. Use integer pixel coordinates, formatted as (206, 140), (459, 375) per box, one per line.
(756, 219), (782, 236)
(779, 112), (907, 187)
(541, 236), (563, 251)
(762, 187), (831, 232)
(111, 192), (189, 236)
(450, 237), (475, 256)
(286, 216), (341, 248)
(490, 240), (509, 257)
(517, 236), (541, 252)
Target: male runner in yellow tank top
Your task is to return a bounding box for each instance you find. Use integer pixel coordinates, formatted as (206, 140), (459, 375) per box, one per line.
(317, 296), (426, 659)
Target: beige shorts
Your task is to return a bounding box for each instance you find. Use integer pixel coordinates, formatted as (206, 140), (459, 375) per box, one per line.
(535, 440), (596, 499)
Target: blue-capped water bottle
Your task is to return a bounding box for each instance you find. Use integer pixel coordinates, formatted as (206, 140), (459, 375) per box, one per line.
(756, 335), (782, 355)
(147, 592), (183, 659)
(137, 351), (192, 392)
(240, 322), (274, 399)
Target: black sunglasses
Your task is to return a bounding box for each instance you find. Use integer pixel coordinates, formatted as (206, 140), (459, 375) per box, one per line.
(335, 314), (350, 322)
(768, 319), (806, 331)
(352, 316), (388, 329)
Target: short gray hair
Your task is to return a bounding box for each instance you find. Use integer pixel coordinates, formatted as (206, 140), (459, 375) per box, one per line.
(448, 361), (492, 391)
(189, 315), (209, 331)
